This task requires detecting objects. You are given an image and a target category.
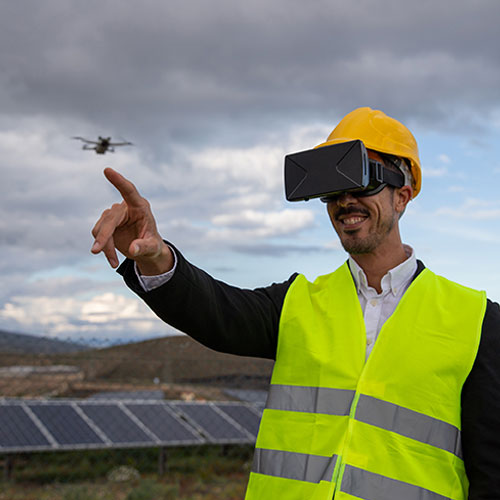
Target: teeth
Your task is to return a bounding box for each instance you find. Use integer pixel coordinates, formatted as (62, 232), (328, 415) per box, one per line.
(343, 217), (365, 225)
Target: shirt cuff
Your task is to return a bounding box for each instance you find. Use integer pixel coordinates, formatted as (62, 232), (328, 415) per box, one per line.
(134, 245), (178, 291)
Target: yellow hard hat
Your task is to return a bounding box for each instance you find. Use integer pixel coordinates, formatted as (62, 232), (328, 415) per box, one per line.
(316, 107), (422, 197)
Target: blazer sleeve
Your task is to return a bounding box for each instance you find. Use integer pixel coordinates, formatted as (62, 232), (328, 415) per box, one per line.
(461, 299), (500, 497)
(118, 243), (298, 360)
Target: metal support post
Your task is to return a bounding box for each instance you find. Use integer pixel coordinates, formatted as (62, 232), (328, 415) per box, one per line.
(158, 447), (167, 476)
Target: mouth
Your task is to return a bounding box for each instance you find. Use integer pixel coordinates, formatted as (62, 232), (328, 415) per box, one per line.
(337, 214), (369, 230)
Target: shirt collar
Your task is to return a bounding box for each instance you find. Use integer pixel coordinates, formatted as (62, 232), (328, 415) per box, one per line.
(348, 245), (417, 297)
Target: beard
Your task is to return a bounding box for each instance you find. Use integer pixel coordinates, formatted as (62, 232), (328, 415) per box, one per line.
(340, 224), (394, 254)
(334, 205), (398, 255)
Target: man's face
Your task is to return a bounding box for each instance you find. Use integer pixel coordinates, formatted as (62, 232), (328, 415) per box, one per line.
(326, 151), (402, 255)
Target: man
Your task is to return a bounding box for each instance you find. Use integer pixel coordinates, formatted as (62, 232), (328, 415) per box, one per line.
(91, 108), (500, 499)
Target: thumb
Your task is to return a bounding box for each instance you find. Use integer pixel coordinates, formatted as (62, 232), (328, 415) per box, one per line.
(129, 237), (163, 259)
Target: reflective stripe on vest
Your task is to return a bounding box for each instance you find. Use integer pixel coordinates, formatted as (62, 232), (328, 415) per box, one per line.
(340, 465), (452, 500)
(252, 448), (338, 483)
(266, 385), (462, 459)
(355, 394), (463, 459)
(266, 384), (355, 415)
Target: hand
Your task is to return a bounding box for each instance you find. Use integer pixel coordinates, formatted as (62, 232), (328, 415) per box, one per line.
(91, 168), (174, 274)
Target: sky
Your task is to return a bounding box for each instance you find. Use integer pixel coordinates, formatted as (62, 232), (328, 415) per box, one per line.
(1, 0), (500, 345)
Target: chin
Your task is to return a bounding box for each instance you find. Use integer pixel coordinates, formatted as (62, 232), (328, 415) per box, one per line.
(341, 236), (378, 255)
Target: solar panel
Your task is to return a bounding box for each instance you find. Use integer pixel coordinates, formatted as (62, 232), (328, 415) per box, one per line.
(125, 403), (203, 445)
(0, 399), (260, 453)
(78, 403), (156, 444)
(171, 402), (249, 442)
(215, 403), (262, 438)
(29, 403), (104, 446)
(0, 404), (50, 449)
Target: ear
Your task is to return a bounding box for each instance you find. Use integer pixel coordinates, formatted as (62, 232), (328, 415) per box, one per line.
(394, 185), (413, 215)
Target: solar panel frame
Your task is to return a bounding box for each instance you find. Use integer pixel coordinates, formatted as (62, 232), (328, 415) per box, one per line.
(125, 403), (204, 446)
(77, 402), (158, 446)
(169, 401), (251, 444)
(0, 404), (52, 452)
(214, 402), (263, 439)
(28, 402), (105, 447)
(71, 402), (113, 445)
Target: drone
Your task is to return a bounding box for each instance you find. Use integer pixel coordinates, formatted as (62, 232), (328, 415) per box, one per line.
(72, 136), (133, 154)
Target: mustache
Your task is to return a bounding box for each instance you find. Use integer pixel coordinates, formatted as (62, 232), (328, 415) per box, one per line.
(334, 206), (370, 220)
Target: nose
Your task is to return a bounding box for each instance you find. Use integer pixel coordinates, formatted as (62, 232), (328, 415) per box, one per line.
(335, 192), (358, 207)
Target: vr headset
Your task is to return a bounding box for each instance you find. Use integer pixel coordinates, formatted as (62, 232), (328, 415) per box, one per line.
(284, 140), (404, 202)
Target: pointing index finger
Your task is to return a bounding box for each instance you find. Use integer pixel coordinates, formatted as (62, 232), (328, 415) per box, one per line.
(103, 167), (144, 207)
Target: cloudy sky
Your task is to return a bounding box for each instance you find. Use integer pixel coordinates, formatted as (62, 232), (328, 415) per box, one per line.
(1, 0), (500, 345)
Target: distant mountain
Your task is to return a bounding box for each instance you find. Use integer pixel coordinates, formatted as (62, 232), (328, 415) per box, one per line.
(0, 330), (89, 354)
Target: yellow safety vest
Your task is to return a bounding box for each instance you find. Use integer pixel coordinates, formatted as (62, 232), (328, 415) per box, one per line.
(245, 263), (486, 500)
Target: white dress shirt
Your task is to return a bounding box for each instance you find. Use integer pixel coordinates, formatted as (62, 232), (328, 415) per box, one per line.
(348, 245), (417, 358)
(136, 245), (417, 359)
(135, 246), (177, 291)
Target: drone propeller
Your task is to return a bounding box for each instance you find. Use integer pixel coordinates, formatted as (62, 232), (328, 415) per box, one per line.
(72, 136), (97, 144)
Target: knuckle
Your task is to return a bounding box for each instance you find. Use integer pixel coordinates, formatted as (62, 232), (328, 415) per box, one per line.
(136, 196), (149, 208)
(91, 220), (101, 237)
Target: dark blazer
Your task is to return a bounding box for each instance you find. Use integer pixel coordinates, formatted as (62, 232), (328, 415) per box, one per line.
(119, 244), (500, 498)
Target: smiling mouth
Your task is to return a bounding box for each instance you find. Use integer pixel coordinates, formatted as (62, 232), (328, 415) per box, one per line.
(342, 216), (367, 226)
(338, 215), (369, 229)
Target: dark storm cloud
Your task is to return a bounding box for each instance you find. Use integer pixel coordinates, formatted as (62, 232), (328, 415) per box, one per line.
(1, 0), (500, 150)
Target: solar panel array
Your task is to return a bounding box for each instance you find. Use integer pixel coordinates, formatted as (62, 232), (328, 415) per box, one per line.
(0, 399), (263, 454)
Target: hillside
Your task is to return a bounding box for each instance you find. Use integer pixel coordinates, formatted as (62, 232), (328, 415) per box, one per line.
(0, 329), (88, 354)
(0, 334), (274, 398)
(67, 335), (274, 389)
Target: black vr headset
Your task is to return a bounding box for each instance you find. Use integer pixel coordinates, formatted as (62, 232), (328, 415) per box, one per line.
(284, 140), (405, 202)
